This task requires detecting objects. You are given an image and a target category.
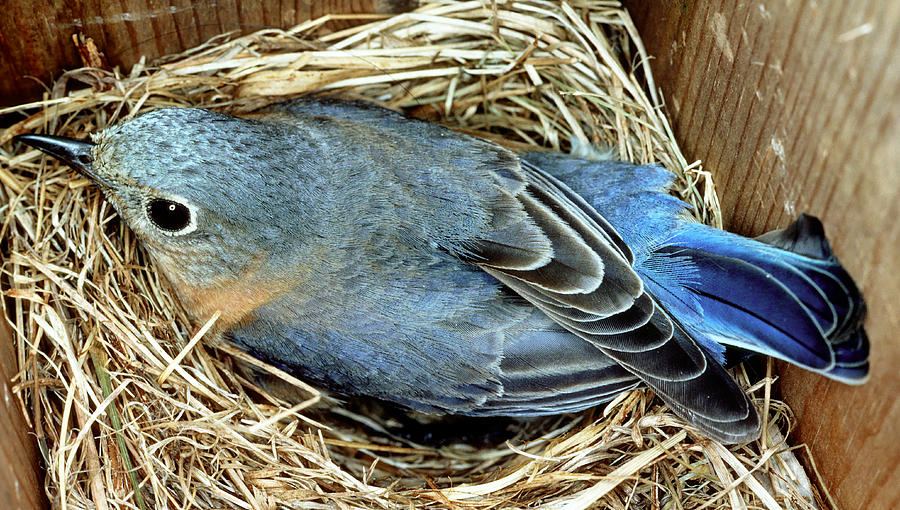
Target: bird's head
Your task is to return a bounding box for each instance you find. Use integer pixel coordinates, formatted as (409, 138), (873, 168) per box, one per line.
(15, 108), (327, 320)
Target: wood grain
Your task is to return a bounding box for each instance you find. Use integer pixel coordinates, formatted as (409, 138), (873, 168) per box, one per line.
(0, 0), (417, 108)
(624, 1), (899, 508)
(0, 319), (44, 510)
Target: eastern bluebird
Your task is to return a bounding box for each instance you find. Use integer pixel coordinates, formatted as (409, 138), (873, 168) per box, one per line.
(15, 97), (868, 443)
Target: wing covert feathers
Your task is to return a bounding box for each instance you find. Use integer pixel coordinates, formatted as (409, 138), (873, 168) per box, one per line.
(469, 159), (759, 442)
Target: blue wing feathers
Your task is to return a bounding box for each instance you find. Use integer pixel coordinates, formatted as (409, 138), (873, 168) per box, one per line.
(536, 155), (869, 384)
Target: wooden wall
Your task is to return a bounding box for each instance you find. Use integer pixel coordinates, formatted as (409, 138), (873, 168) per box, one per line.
(0, 322), (44, 508)
(625, 2), (899, 509)
(0, 0), (415, 107)
(2, 1), (898, 509)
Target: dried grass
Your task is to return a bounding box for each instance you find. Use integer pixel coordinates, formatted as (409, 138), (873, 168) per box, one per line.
(0, 1), (830, 508)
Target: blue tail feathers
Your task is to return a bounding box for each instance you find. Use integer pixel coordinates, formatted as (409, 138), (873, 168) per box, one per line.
(526, 152), (870, 386)
(652, 215), (869, 383)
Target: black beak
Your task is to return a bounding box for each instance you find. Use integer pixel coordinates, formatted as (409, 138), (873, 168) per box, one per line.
(14, 134), (104, 185)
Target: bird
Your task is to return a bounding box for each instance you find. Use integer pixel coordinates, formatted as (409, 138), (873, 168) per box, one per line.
(15, 97), (869, 443)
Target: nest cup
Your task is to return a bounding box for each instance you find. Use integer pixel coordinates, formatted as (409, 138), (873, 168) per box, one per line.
(0, 2), (833, 508)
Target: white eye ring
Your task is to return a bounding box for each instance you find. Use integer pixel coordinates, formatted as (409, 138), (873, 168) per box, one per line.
(144, 195), (199, 236)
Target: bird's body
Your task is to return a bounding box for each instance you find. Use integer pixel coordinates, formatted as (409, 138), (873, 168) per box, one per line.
(16, 98), (868, 443)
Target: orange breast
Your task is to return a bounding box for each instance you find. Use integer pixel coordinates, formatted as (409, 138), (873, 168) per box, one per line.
(158, 258), (302, 332)
(177, 278), (284, 330)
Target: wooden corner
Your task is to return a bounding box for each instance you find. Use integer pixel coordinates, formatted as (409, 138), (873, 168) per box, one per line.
(0, 313), (45, 509)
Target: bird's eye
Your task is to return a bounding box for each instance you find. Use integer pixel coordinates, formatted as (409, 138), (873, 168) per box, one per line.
(147, 198), (192, 233)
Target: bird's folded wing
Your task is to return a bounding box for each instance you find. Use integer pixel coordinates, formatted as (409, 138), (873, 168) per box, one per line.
(462, 160), (760, 442)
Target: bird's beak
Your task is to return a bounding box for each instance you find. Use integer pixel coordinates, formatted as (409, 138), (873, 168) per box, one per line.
(14, 134), (106, 186)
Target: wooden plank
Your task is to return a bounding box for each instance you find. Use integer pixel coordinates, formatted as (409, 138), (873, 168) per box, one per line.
(624, 1), (899, 509)
(0, 0), (418, 108)
(0, 319), (44, 509)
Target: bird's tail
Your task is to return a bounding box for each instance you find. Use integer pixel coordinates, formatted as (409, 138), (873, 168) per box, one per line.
(645, 214), (869, 383)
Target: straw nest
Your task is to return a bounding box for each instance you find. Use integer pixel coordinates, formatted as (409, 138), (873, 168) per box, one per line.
(1, 1), (835, 509)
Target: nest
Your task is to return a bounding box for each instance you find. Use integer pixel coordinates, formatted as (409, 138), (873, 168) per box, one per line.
(0, 1), (835, 509)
